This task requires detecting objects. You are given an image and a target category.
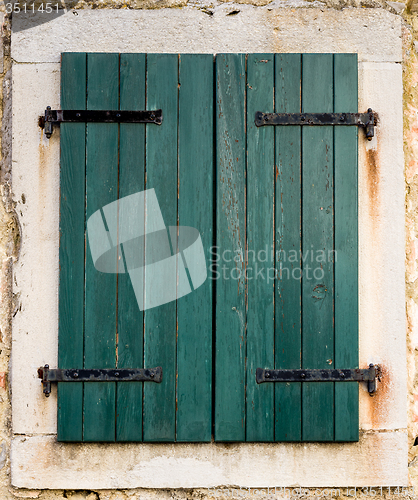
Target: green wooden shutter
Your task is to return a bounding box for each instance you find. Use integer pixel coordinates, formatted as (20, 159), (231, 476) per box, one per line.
(58, 52), (358, 442)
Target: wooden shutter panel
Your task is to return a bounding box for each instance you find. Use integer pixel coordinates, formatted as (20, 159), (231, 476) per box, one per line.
(214, 53), (358, 442)
(176, 54), (214, 442)
(58, 52), (358, 442)
(333, 54), (359, 442)
(301, 54), (335, 441)
(274, 53), (302, 441)
(58, 52), (86, 442)
(116, 53), (146, 442)
(58, 52), (213, 442)
(215, 53), (247, 441)
(83, 53), (119, 442)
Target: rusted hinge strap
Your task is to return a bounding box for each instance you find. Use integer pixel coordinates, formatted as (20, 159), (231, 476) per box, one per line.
(37, 364), (162, 397)
(255, 109), (378, 141)
(39, 107), (163, 138)
(256, 364), (381, 396)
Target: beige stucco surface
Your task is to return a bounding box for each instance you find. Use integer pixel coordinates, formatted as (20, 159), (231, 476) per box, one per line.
(11, 432), (408, 489)
(12, 8), (402, 63)
(9, 8), (407, 489)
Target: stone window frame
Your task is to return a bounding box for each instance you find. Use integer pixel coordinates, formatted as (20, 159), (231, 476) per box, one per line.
(10, 7), (406, 489)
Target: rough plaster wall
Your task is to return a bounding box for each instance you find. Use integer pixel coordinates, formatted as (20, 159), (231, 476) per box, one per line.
(0, 0), (417, 498)
(404, 2), (418, 489)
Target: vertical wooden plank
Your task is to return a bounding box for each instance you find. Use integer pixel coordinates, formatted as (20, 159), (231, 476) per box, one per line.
(274, 54), (302, 442)
(143, 54), (178, 442)
(116, 54), (146, 442)
(177, 54), (213, 442)
(84, 53), (119, 442)
(58, 52), (86, 442)
(334, 54), (359, 442)
(215, 53), (246, 441)
(246, 54), (274, 442)
(301, 54), (334, 441)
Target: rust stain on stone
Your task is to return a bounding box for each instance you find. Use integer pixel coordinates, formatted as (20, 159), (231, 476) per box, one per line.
(366, 147), (380, 218)
(366, 363), (390, 429)
(38, 137), (51, 232)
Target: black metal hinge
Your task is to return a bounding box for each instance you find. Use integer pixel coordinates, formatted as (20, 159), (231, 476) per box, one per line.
(255, 108), (378, 141)
(38, 364), (162, 397)
(256, 364), (381, 396)
(39, 107), (163, 138)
